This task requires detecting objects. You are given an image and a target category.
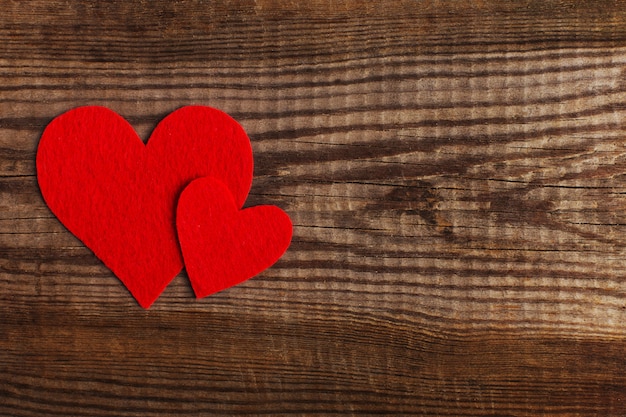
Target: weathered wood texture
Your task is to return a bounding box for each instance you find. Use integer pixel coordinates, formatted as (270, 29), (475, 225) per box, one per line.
(3, 0), (626, 415)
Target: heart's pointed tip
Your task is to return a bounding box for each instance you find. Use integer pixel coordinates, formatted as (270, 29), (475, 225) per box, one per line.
(190, 281), (217, 300)
(134, 295), (157, 309)
(194, 292), (207, 300)
(127, 281), (171, 309)
(138, 299), (154, 309)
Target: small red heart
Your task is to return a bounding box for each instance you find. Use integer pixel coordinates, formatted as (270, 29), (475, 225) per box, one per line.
(37, 106), (253, 308)
(176, 177), (292, 298)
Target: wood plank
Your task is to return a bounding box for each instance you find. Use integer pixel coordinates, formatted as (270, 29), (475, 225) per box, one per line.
(2, 0), (626, 415)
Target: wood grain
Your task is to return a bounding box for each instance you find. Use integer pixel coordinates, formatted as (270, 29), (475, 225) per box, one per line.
(3, 0), (626, 415)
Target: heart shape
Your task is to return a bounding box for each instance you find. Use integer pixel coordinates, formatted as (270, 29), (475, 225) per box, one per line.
(176, 177), (292, 298)
(37, 106), (253, 308)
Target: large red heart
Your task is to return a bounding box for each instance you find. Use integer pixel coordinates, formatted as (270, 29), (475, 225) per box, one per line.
(37, 106), (253, 308)
(176, 177), (292, 298)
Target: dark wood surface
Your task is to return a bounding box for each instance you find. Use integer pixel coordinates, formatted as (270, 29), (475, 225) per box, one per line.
(3, 1), (626, 415)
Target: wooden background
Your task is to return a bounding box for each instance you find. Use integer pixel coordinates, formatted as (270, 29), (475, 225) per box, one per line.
(2, 0), (626, 415)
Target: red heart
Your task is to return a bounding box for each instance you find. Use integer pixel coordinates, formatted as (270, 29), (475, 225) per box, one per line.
(176, 177), (292, 298)
(37, 106), (253, 308)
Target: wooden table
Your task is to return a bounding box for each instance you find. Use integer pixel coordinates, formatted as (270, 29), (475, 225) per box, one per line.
(3, 1), (626, 415)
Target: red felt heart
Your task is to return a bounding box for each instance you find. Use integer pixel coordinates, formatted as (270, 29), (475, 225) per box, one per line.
(37, 106), (253, 308)
(176, 177), (292, 298)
